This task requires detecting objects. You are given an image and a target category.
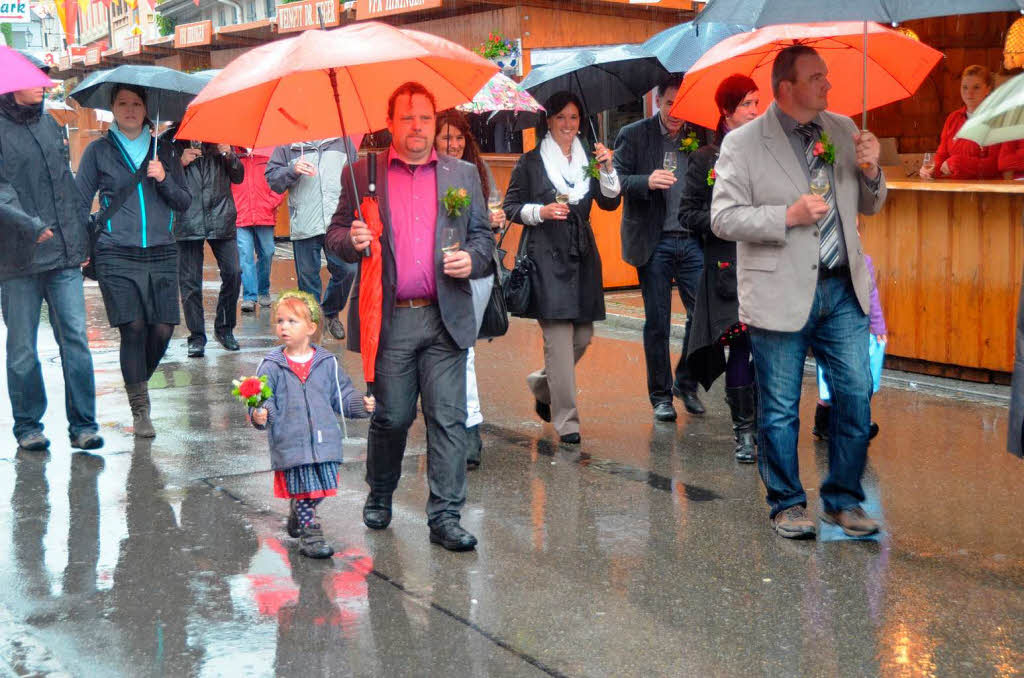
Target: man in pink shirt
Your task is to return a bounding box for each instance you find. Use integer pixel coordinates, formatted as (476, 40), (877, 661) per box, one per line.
(327, 82), (494, 551)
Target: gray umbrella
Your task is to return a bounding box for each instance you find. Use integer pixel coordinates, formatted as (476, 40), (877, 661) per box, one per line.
(641, 21), (751, 74)
(693, 0), (1024, 26)
(69, 65), (208, 122)
(520, 43), (669, 142)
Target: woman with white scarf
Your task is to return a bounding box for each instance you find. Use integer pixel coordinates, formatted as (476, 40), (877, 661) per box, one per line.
(503, 92), (621, 444)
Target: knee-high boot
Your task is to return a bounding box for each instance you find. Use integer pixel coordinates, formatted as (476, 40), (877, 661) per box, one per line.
(125, 382), (155, 438)
(725, 385), (757, 464)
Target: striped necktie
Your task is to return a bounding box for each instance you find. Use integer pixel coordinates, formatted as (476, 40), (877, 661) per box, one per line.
(795, 123), (841, 269)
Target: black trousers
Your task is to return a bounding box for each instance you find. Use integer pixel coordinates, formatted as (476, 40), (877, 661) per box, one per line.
(366, 305), (468, 523)
(177, 238), (241, 343)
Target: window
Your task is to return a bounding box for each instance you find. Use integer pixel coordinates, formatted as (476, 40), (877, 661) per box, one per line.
(246, 0), (255, 22)
(219, 7), (227, 25)
(264, 0), (275, 19)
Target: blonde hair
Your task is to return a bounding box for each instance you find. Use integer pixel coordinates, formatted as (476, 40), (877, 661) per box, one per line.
(275, 294), (323, 344)
(962, 64), (995, 89)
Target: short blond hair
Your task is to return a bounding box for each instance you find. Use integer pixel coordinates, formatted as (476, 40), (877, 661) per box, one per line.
(962, 64), (995, 89)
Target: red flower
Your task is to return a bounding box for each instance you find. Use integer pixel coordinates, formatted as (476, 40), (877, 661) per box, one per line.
(710, 169), (716, 179)
(238, 377), (263, 399)
(813, 142), (825, 156)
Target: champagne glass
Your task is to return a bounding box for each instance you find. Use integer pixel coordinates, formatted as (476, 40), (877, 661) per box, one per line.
(663, 151), (678, 173)
(809, 168), (830, 197)
(441, 226), (460, 256)
(921, 152), (935, 178)
(555, 192), (569, 205)
(488, 189), (503, 215)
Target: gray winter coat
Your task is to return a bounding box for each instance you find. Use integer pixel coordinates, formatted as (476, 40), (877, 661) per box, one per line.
(264, 138), (357, 240)
(253, 345), (368, 470)
(0, 94), (89, 280)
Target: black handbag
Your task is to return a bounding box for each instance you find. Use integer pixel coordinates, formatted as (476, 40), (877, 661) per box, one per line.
(503, 226), (534, 315)
(83, 164), (149, 280)
(477, 248), (509, 340)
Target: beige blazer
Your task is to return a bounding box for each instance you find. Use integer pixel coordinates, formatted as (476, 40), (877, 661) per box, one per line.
(710, 103), (887, 332)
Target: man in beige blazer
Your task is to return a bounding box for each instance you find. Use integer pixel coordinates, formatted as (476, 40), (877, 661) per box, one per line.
(711, 45), (887, 539)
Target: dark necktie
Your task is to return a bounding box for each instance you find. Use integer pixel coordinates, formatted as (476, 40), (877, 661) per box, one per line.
(794, 122), (841, 269)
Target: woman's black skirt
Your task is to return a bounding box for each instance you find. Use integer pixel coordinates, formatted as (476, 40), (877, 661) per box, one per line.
(94, 243), (180, 327)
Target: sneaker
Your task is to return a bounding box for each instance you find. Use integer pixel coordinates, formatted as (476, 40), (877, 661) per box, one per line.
(326, 317), (345, 340)
(771, 505), (817, 539)
(286, 499), (301, 538)
(241, 300), (256, 313)
(298, 523), (334, 559)
(258, 294), (273, 308)
(17, 431), (50, 451)
(70, 431), (104, 450)
(820, 506), (881, 537)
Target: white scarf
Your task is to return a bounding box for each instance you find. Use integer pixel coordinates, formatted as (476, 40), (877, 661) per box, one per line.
(539, 132), (590, 205)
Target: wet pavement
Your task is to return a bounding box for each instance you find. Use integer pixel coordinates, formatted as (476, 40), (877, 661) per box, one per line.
(0, 254), (1021, 677)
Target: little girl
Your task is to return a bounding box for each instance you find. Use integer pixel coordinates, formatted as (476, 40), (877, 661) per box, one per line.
(251, 290), (373, 559)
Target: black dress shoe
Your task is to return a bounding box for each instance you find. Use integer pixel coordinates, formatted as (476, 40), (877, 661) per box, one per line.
(559, 432), (581, 444)
(428, 520), (477, 551)
(653, 401), (677, 422)
(187, 338), (205, 358)
(362, 493), (392, 530)
(215, 332), (240, 351)
(673, 386), (706, 415)
(534, 399), (551, 422)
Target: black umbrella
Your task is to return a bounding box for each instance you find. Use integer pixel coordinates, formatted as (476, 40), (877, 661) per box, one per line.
(520, 43), (669, 143)
(694, 0), (1024, 26)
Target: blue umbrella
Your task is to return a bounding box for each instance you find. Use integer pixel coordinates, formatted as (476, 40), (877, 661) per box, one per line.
(693, 0), (1024, 26)
(641, 21), (751, 74)
(521, 43), (669, 142)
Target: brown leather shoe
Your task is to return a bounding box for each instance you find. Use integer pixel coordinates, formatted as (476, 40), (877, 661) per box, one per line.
(821, 506), (880, 537)
(771, 505), (817, 539)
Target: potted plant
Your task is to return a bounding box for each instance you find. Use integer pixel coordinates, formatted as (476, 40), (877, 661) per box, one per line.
(475, 32), (521, 77)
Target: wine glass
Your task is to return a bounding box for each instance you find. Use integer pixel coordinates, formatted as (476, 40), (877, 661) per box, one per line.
(555, 193), (569, 205)
(488, 189), (503, 215)
(663, 151), (678, 173)
(809, 168), (830, 197)
(440, 226), (460, 256)
(921, 152), (935, 179)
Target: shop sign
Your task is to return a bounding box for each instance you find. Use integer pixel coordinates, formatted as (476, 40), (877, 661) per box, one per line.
(276, 0), (339, 34)
(0, 0), (30, 23)
(59, 54), (71, 70)
(85, 46), (100, 65)
(174, 20), (213, 48)
(355, 0), (441, 21)
(122, 34), (142, 56)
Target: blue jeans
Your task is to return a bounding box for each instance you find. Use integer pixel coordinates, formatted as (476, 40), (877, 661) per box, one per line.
(637, 233), (703, 404)
(749, 275), (872, 518)
(237, 226), (275, 301)
(292, 235), (356, 320)
(1, 267), (98, 440)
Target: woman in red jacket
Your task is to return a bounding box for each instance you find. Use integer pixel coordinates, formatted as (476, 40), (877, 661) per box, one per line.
(233, 148), (285, 312)
(921, 65), (1001, 180)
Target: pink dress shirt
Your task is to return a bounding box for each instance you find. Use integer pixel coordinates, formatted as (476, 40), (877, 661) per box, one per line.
(387, 147), (439, 301)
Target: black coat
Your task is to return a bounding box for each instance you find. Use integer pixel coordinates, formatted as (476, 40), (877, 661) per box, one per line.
(171, 141), (244, 241)
(504, 147), (621, 322)
(613, 115), (711, 268)
(679, 143), (742, 391)
(0, 94), (90, 281)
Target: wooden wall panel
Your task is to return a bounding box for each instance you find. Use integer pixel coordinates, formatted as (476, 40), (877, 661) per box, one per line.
(520, 6), (676, 50)
(401, 6), (520, 52)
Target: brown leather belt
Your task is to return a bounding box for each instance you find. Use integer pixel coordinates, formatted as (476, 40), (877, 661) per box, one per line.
(396, 297), (435, 308)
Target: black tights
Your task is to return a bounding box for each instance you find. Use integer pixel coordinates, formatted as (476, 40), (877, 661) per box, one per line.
(118, 320), (174, 385)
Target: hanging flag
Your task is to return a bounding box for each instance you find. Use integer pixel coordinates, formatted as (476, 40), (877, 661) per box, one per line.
(55, 0), (78, 47)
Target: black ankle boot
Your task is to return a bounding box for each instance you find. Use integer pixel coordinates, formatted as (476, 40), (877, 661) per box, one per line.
(812, 403), (830, 441)
(725, 385), (757, 464)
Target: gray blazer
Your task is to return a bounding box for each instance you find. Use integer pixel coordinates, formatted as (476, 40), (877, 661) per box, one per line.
(326, 152), (494, 352)
(710, 103), (887, 332)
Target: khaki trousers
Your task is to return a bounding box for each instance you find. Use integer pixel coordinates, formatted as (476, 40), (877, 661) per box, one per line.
(527, 320), (594, 436)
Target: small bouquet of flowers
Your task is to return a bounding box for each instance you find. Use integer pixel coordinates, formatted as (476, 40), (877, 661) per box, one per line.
(679, 131), (700, 154)
(443, 186), (471, 217)
(583, 157), (601, 180)
(232, 375), (273, 408)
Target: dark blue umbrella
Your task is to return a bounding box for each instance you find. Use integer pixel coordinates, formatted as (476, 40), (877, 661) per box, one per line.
(641, 21), (751, 74)
(521, 43), (669, 142)
(693, 0), (1024, 26)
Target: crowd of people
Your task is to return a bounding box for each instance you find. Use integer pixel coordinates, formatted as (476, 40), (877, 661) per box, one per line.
(19, 41), (1008, 558)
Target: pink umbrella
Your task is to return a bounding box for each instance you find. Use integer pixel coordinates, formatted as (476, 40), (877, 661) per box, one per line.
(0, 47), (55, 97)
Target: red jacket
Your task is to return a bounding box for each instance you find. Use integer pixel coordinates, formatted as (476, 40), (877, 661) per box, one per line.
(934, 107), (1001, 180)
(232, 150), (285, 227)
(998, 140), (1024, 179)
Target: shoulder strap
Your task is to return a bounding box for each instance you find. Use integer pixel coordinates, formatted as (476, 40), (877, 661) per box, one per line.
(94, 156), (150, 227)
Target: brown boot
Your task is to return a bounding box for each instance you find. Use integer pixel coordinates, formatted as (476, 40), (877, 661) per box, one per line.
(821, 506), (881, 537)
(125, 382), (155, 438)
(771, 505), (817, 539)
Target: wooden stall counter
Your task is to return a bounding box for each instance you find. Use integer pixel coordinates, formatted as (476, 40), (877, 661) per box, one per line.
(861, 170), (1024, 379)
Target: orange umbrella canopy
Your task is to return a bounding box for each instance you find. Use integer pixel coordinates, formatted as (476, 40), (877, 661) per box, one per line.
(358, 196), (383, 386)
(177, 21), (498, 146)
(669, 21), (943, 130)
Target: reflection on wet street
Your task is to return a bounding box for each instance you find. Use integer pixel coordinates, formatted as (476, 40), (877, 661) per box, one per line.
(0, 263), (1021, 677)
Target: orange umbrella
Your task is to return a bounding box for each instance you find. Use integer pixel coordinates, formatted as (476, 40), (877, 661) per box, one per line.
(669, 21), (942, 130)
(176, 22), (497, 147)
(358, 193), (383, 387)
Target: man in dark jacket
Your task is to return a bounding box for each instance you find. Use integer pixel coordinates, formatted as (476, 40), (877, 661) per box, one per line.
(172, 138), (244, 356)
(614, 75), (710, 422)
(0, 78), (103, 451)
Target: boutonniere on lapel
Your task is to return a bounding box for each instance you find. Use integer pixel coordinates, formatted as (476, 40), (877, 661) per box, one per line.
(583, 157), (601, 180)
(706, 167), (717, 186)
(813, 132), (836, 166)
(679, 130), (700, 154)
(443, 186), (471, 217)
